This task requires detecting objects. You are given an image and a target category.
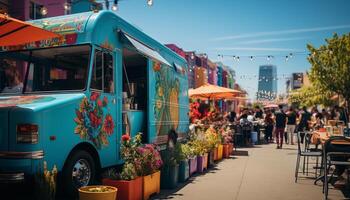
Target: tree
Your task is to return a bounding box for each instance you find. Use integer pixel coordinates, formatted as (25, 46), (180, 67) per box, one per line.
(288, 85), (335, 107)
(307, 33), (350, 112)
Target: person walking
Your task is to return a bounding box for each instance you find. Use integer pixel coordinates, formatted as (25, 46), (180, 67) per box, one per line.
(286, 107), (297, 145)
(274, 105), (287, 149)
(240, 113), (253, 146)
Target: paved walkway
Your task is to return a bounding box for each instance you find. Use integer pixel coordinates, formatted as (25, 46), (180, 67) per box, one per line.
(154, 144), (348, 200)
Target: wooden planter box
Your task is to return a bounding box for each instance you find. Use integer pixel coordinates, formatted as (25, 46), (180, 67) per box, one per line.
(102, 177), (142, 200)
(161, 164), (179, 189)
(197, 153), (208, 173)
(217, 144), (223, 160)
(78, 185), (117, 200)
(143, 171), (160, 200)
(189, 157), (197, 175)
(179, 159), (190, 182)
(222, 144), (230, 158)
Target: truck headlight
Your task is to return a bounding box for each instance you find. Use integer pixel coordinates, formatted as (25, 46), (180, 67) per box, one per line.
(16, 124), (39, 144)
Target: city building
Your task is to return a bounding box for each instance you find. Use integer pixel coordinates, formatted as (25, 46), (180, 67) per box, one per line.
(257, 65), (277, 101)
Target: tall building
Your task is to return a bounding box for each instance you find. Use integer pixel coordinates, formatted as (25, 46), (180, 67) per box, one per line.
(257, 65), (277, 101)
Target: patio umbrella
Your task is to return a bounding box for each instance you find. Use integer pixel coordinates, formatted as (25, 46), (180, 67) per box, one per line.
(0, 13), (61, 46)
(189, 83), (241, 99)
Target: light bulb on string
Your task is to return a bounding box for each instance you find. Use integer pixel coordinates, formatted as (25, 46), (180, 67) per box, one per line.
(40, 6), (48, 16)
(147, 0), (153, 6)
(250, 56), (254, 61)
(267, 56), (271, 61)
(236, 56), (240, 61)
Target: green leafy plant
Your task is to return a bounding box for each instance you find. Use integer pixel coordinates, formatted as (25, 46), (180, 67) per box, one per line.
(120, 162), (137, 181)
(34, 161), (58, 200)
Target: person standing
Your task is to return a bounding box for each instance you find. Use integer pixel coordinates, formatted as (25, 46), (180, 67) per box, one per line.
(286, 107), (297, 145)
(274, 105), (287, 149)
(264, 111), (274, 143)
(297, 106), (312, 144)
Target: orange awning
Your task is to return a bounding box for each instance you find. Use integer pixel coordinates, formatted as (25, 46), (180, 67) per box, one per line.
(0, 14), (61, 46)
(189, 83), (241, 99)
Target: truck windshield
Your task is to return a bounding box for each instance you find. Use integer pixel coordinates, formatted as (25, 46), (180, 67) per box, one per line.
(0, 45), (90, 95)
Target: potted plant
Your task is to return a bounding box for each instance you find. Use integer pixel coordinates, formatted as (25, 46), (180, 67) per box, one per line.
(205, 126), (220, 162)
(137, 143), (163, 200)
(220, 127), (233, 158)
(102, 134), (143, 200)
(178, 143), (191, 182)
(190, 139), (208, 173)
(34, 161), (58, 200)
(188, 143), (198, 176)
(78, 186), (117, 200)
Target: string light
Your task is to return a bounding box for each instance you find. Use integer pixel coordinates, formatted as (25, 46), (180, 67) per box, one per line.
(63, 2), (71, 11)
(40, 6), (48, 16)
(250, 56), (254, 61)
(147, 0), (153, 6)
(285, 55), (289, 62)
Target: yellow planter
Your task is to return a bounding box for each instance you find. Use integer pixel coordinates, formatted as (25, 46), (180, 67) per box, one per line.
(217, 144), (223, 160)
(143, 171), (161, 200)
(78, 185), (117, 200)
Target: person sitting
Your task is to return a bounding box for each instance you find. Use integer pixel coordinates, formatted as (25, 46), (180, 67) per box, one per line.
(1, 60), (23, 94)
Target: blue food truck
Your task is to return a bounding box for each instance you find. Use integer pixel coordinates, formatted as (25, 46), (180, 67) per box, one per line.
(0, 10), (189, 194)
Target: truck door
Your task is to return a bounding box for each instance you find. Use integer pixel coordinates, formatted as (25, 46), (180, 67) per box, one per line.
(90, 47), (118, 165)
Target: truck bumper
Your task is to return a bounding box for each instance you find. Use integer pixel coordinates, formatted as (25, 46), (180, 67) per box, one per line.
(0, 150), (43, 183)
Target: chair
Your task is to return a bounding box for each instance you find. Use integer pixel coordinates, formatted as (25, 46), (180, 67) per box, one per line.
(323, 136), (350, 200)
(295, 132), (323, 183)
(304, 132), (322, 176)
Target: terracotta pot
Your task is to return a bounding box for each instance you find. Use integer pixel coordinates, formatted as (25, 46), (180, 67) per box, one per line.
(217, 144), (223, 160)
(213, 147), (218, 161)
(143, 171), (161, 200)
(229, 143), (234, 155)
(222, 144), (230, 158)
(102, 177), (142, 200)
(189, 157), (197, 175)
(78, 185), (117, 200)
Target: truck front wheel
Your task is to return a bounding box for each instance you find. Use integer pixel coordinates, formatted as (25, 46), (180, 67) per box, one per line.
(61, 150), (96, 197)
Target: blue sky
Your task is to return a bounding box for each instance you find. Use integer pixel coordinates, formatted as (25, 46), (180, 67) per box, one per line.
(116, 0), (350, 99)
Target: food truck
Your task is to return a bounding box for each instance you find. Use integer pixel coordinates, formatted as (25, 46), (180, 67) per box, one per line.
(0, 10), (189, 194)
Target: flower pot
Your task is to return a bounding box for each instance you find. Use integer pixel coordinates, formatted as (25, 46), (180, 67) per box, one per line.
(161, 164), (179, 189)
(179, 159), (190, 182)
(217, 144), (223, 160)
(213, 147), (218, 161)
(222, 144), (230, 158)
(102, 177), (142, 200)
(143, 171), (160, 200)
(197, 153), (208, 173)
(228, 143), (234, 155)
(189, 157), (197, 175)
(207, 150), (215, 167)
(78, 185), (117, 200)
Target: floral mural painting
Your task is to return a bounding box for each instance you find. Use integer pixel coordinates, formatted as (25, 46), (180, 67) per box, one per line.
(74, 92), (115, 149)
(0, 96), (55, 107)
(153, 62), (180, 136)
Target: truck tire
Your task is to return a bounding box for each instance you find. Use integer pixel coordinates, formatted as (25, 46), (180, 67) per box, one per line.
(61, 150), (96, 197)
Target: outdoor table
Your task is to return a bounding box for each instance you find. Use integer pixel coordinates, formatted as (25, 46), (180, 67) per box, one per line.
(311, 131), (350, 185)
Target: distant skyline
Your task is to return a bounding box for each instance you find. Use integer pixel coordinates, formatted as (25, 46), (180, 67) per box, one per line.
(116, 0), (350, 99)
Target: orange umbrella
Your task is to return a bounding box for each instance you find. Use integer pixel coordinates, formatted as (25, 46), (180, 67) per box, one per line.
(0, 14), (61, 46)
(189, 83), (241, 99)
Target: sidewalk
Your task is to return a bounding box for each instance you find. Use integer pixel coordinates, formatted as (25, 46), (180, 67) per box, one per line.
(153, 144), (347, 200)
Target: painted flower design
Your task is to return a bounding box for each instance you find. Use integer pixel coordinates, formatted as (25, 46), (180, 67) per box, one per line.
(74, 92), (115, 149)
(103, 114), (114, 135)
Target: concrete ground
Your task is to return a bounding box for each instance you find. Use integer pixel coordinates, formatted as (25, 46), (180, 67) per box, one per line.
(153, 144), (348, 200)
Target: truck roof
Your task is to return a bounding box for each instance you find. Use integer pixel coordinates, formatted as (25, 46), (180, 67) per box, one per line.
(29, 10), (187, 66)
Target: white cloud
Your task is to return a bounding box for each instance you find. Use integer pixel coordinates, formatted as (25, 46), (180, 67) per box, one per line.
(211, 24), (350, 41)
(213, 47), (303, 52)
(237, 37), (308, 45)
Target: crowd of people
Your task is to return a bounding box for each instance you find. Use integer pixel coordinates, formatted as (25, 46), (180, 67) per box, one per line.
(223, 104), (349, 149)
